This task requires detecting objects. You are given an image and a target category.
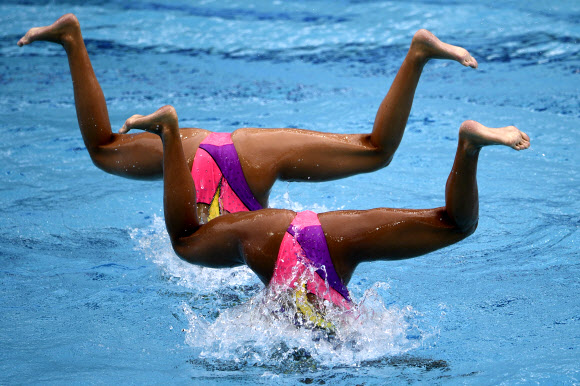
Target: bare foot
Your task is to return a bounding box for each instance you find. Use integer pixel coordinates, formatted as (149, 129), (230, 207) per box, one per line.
(119, 114), (145, 134)
(459, 120), (531, 153)
(411, 29), (478, 68)
(120, 105), (178, 136)
(17, 13), (80, 47)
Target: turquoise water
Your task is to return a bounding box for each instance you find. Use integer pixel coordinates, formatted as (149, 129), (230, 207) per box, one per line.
(1, 0), (579, 384)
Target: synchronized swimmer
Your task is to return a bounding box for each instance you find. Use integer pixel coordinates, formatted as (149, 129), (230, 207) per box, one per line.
(19, 14), (530, 328)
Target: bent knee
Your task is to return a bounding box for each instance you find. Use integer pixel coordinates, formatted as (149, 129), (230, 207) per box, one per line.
(374, 152), (394, 169)
(171, 240), (189, 260)
(455, 219), (478, 238)
(363, 148), (394, 172)
(88, 147), (114, 170)
(363, 135), (396, 169)
(87, 148), (125, 175)
(170, 237), (201, 265)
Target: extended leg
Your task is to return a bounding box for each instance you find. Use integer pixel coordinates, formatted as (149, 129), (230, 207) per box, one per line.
(321, 120), (530, 284)
(18, 14), (164, 180)
(233, 30), (478, 199)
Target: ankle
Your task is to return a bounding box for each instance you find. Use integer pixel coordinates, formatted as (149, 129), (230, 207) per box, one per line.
(460, 138), (481, 158)
(407, 44), (429, 67)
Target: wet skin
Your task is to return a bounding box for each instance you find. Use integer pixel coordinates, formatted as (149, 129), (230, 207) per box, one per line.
(18, 14), (531, 286)
(123, 106), (529, 286)
(18, 14), (478, 212)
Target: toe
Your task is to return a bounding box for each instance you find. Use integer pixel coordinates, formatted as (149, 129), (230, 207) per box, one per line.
(463, 55), (477, 68)
(470, 56), (478, 69)
(522, 132), (530, 142)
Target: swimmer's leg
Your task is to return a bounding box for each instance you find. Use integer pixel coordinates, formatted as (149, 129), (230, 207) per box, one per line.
(18, 14), (164, 180)
(369, 29), (477, 158)
(120, 105), (198, 238)
(121, 105), (291, 272)
(233, 30), (478, 198)
(320, 120), (529, 283)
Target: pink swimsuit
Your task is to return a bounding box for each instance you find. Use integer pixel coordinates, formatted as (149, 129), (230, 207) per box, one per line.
(270, 210), (351, 312)
(193, 136), (350, 327)
(191, 133), (262, 219)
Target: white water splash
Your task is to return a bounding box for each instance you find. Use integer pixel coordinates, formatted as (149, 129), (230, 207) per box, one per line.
(130, 216), (437, 367)
(269, 190), (331, 213)
(182, 284), (429, 367)
(129, 215), (257, 291)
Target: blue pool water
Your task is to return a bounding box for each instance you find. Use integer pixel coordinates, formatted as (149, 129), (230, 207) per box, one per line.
(1, 0), (579, 384)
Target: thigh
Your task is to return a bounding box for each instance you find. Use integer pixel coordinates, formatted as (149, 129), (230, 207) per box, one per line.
(319, 208), (471, 283)
(175, 209), (295, 284)
(95, 128), (208, 180)
(232, 128), (390, 202)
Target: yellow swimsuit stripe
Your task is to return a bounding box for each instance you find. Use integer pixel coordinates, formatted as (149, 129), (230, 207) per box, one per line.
(208, 183), (221, 222)
(294, 282), (334, 330)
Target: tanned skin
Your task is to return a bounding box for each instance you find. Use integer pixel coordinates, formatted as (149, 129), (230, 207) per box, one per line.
(18, 14), (478, 219)
(122, 106), (529, 286)
(18, 14), (530, 286)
